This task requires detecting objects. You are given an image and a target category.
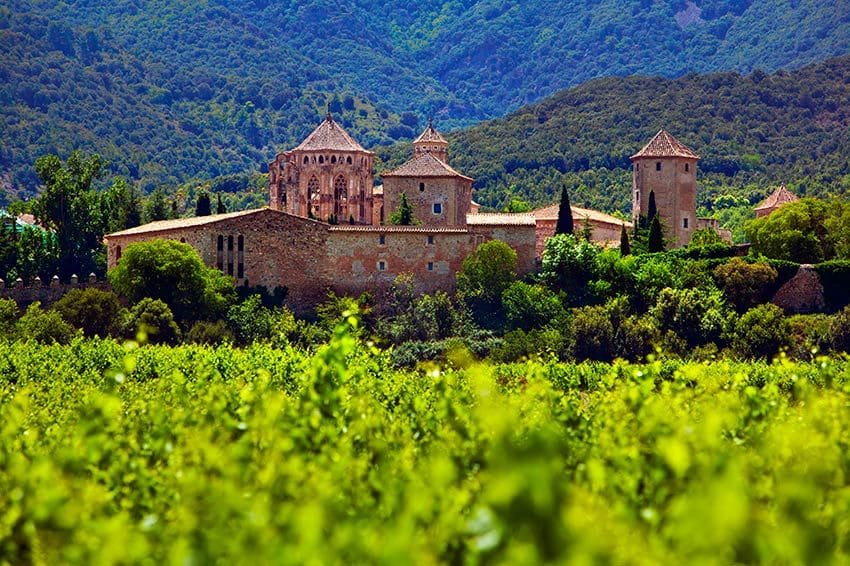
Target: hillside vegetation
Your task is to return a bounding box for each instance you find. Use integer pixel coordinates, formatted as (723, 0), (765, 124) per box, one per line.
(2, 0), (849, 198)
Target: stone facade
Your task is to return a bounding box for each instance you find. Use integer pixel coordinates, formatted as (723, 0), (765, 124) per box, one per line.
(531, 204), (632, 258)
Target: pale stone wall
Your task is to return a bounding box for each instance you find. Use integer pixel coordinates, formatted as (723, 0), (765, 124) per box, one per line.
(382, 176), (472, 227)
(632, 157), (698, 247)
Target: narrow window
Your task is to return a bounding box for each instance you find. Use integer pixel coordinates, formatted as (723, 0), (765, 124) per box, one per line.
(683, 218), (689, 229)
(216, 235), (224, 270)
(656, 162), (662, 171)
(303, 156), (309, 164)
(237, 235), (244, 279)
(427, 262), (434, 271)
(685, 163), (690, 172)
(331, 156), (337, 164)
(180, 237), (186, 243)
(419, 182), (425, 192)
(427, 235), (434, 245)
(347, 156), (352, 164)
(116, 245), (122, 261)
(378, 260), (386, 271)
(379, 234), (385, 245)
(433, 202), (442, 214)
(227, 235), (234, 276)
(636, 163), (639, 171)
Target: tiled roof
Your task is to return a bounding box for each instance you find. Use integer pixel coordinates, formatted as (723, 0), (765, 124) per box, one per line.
(382, 153), (473, 181)
(372, 184), (384, 196)
(532, 204), (633, 227)
(414, 122), (448, 144)
(329, 225), (467, 233)
(630, 130), (700, 160)
(755, 185), (799, 211)
(292, 114), (368, 153)
(465, 213), (536, 226)
(107, 208), (272, 238)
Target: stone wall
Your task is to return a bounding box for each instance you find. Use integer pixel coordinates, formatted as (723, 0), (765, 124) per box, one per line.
(534, 218), (624, 259)
(382, 176), (472, 227)
(632, 156), (698, 247)
(0, 277), (109, 309)
(772, 265), (827, 314)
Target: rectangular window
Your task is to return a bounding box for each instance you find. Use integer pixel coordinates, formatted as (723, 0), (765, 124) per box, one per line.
(433, 202), (442, 214)
(656, 162), (662, 171)
(237, 235), (244, 279)
(379, 234), (385, 245)
(378, 260), (386, 271)
(683, 218), (689, 229)
(427, 235), (434, 245)
(227, 235), (234, 276)
(685, 163), (690, 172)
(427, 262), (434, 271)
(216, 235), (224, 271)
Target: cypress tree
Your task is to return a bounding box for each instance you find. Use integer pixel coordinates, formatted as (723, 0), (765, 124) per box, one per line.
(620, 223), (631, 256)
(648, 215), (664, 252)
(647, 190), (657, 223)
(195, 192), (211, 216)
(216, 194), (226, 214)
(555, 186), (574, 235)
(390, 193), (414, 225)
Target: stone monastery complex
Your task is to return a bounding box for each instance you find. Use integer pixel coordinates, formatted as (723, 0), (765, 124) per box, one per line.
(106, 115), (726, 310)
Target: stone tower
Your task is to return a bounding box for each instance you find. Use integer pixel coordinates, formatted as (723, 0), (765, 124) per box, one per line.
(382, 122), (472, 227)
(268, 113), (374, 223)
(630, 130), (700, 248)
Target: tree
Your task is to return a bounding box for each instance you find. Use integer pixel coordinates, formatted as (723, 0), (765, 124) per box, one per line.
(108, 240), (236, 324)
(651, 287), (727, 348)
(555, 186), (574, 235)
(713, 258), (778, 312)
(0, 298), (19, 339)
(122, 298), (181, 344)
(52, 288), (124, 337)
(196, 191), (212, 216)
(456, 240), (517, 328)
(619, 224), (631, 256)
(390, 193), (414, 225)
(17, 302), (76, 345)
(689, 228), (723, 247)
(541, 234), (599, 305)
(732, 303), (790, 359)
(744, 198), (840, 263)
(570, 305), (614, 362)
(144, 188), (171, 223)
(648, 215), (664, 253)
(31, 151), (107, 278)
(647, 190), (657, 225)
(216, 194), (227, 214)
(502, 281), (566, 331)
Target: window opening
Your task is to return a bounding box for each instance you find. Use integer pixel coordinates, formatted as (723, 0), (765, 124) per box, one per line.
(656, 162), (662, 171)
(227, 236), (234, 276)
(433, 202), (442, 214)
(237, 235), (244, 279)
(216, 235), (224, 271)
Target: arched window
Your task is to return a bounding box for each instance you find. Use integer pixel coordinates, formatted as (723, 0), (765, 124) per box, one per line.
(331, 156), (337, 164)
(346, 156), (352, 165)
(319, 155), (324, 164)
(334, 175), (348, 219)
(308, 176), (320, 217)
(303, 156), (309, 164)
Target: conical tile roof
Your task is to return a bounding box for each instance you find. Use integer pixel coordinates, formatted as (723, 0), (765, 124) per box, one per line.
(293, 114), (368, 152)
(630, 130), (700, 160)
(382, 152), (472, 180)
(755, 185), (799, 211)
(414, 120), (448, 144)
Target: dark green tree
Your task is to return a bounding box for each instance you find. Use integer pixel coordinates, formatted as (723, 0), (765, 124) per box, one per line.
(555, 186), (574, 235)
(647, 190), (657, 224)
(390, 193), (414, 225)
(196, 192), (212, 216)
(648, 215), (664, 253)
(144, 188), (171, 222)
(52, 287), (124, 337)
(620, 223), (631, 256)
(216, 194), (227, 214)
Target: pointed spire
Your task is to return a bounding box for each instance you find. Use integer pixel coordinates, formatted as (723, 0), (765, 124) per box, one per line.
(630, 129), (700, 160)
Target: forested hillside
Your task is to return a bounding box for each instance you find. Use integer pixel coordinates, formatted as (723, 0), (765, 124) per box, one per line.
(2, 0), (849, 199)
(377, 56), (850, 217)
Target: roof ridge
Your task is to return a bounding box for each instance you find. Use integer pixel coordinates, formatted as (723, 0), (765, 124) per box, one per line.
(292, 114), (368, 153)
(630, 129), (700, 160)
(382, 152), (472, 180)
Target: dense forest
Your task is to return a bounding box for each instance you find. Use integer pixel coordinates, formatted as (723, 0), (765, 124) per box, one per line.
(2, 0), (849, 198)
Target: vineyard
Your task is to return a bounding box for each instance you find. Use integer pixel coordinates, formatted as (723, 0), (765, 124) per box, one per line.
(2, 317), (850, 564)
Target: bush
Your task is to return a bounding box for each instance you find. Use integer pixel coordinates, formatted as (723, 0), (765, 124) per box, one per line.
(122, 298), (181, 344)
(456, 240), (517, 329)
(502, 281), (566, 331)
(814, 260), (850, 311)
(613, 315), (659, 361)
(187, 320), (234, 345)
(52, 287), (124, 337)
(0, 298), (18, 339)
(650, 287), (727, 348)
(732, 304), (790, 359)
(108, 239), (236, 323)
(569, 305), (614, 362)
(787, 314), (833, 359)
(16, 302), (76, 344)
(541, 234), (599, 305)
(830, 306), (850, 353)
(227, 294), (275, 345)
(713, 258), (778, 312)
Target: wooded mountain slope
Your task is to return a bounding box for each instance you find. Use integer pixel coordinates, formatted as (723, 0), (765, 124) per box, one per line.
(2, 1), (849, 199)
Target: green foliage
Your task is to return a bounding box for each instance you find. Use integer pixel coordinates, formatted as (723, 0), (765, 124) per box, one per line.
(813, 260), (850, 312)
(569, 305), (614, 362)
(619, 224), (630, 256)
(389, 192), (415, 225)
(195, 191), (211, 216)
(689, 227), (723, 247)
(456, 240), (517, 328)
(732, 303), (790, 359)
(713, 258), (778, 313)
(0, 298), (18, 339)
(186, 320), (234, 345)
(122, 298), (181, 344)
(226, 294), (275, 345)
(830, 306), (850, 353)
(16, 302), (76, 345)
(52, 288), (125, 338)
(108, 240), (236, 323)
(651, 287), (728, 349)
(541, 234), (600, 305)
(501, 281), (566, 332)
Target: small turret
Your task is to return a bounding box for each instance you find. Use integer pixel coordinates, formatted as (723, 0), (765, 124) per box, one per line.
(413, 117), (449, 163)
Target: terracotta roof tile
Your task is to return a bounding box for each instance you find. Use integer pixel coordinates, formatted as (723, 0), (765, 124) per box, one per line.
(755, 185), (799, 211)
(630, 129), (700, 160)
(532, 204), (633, 227)
(382, 153), (472, 181)
(414, 122), (448, 144)
(107, 208), (277, 238)
(293, 114), (369, 153)
(465, 213), (536, 226)
(329, 225), (467, 233)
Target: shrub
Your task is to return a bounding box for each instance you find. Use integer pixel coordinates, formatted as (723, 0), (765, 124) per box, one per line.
(830, 306), (850, 353)
(456, 240), (517, 329)
(814, 260), (850, 311)
(650, 287), (727, 347)
(227, 294), (275, 345)
(541, 234), (599, 305)
(122, 298), (181, 344)
(569, 305), (614, 362)
(613, 316), (659, 361)
(52, 287), (124, 337)
(0, 298), (19, 339)
(787, 314), (833, 359)
(187, 320), (234, 345)
(713, 258), (778, 312)
(732, 304), (790, 359)
(502, 281), (566, 331)
(16, 302), (76, 344)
